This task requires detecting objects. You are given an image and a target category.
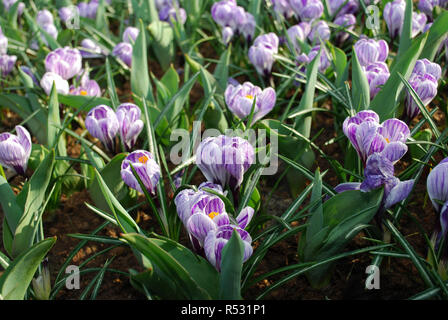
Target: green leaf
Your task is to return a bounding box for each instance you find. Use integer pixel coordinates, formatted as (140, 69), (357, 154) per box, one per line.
(351, 47), (370, 109)
(213, 44), (231, 91)
(148, 21), (175, 71)
(419, 10), (448, 60)
(0, 237), (56, 300)
(219, 230), (244, 300)
(58, 94), (111, 111)
(0, 176), (22, 235)
(395, 0), (413, 66)
(305, 169), (324, 243)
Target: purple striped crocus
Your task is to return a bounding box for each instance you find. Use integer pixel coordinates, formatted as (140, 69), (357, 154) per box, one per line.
(0, 125), (32, 175)
(404, 73), (438, 119)
(0, 54), (16, 77)
(342, 110), (410, 164)
(297, 45), (331, 73)
(308, 20), (330, 44)
(45, 47), (82, 80)
(36, 9), (54, 26)
(413, 58), (442, 80)
(427, 158), (448, 247)
(204, 224), (253, 271)
(122, 27), (139, 44)
(354, 37), (389, 67)
(85, 105), (119, 151)
(290, 0), (324, 22)
(159, 5), (187, 25)
(224, 81), (276, 124)
(40, 72), (70, 95)
(365, 62), (390, 99)
(248, 33), (279, 76)
(328, 0), (359, 17)
(0, 27), (8, 55)
(195, 135), (255, 190)
(271, 0), (296, 19)
(412, 12), (428, 37)
(418, 0), (439, 19)
(112, 42), (132, 68)
(286, 24), (308, 54)
(333, 13), (356, 44)
(335, 153), (414, 210)
(211, 0), (237, 28)
(80, 39), (102, 58)
(116, 103), (144, 151)
(121, 150), (161, 194)
(384, 0), (406, 39)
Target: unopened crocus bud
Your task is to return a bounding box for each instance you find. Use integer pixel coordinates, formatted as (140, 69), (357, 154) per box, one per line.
(249, 33), (279, 76)
(116, 103), (144, 151)
(78, 1), (98, 19)
(0, 125), (31, 175)
(40, 23), (59, 44)
(36, 9), (54, 26)
(272, 0), (295, 19)
(308, 20), (330, 44)
(225, 81), (276, 123)
(328, 0), (359, 17)
(297, 45), (331, 73)
(240, 12), (255, 42)
(32, 260), (51, 300)
(333, 13), (356, 43)
(85, 105), (119, 151)
(0, 54), (16, 77)
(112, 42), (132, 67)
(80, 39), (102, 58)
(120, 150), (161, 194)
(413, 58), (441, 80)
(384, 0), (406, 39)
(122, 27), (139, 44)
(412, 12), (428, 37)
(290, 0), (324, 22)
(3, 0), (24, 14)
(204, 225), (253, 271)
(221, 26), (233, 45)
(418, 0), (439, 19)
(159, 6), (187, 25)
(405, 73), (438, 119)
(0, 27), (8, 55)
(196, 135), (255, 190)
(59, 6), (76, 24)
(287, 24), (307, 54)
(40, 72), (70, 95)
(45, 47), (82, 80)
(354, 37), (389, 66)
(365, 62), (390, 99)
(20, 66), (39, 86)
(211, 0), (237, 28)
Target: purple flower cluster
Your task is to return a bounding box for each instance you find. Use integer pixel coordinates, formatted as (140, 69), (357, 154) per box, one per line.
(354, 37), (390, 99)
(248, 33), (279, 76)
(224, 81), (276, 124)
(0, 125), (31, 176)
(85, 103), (143, 152)
(0, 27), (17, 77)
(175, 182), (254, 270)
(404, 58), (440, 120)
(211, 0), (255, 45)
(34, 10), (58, 49)
(156, 0), (187, 25)
(384, 0), (428, 39)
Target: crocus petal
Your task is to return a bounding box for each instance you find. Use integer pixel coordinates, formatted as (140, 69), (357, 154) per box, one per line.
(384, 179), (414, 208)
(381, 141), (408, 163)
(187, 213), (218, 244)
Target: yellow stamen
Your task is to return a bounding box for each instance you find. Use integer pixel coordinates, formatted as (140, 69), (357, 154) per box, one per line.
(208, 211), (219, 219)
(385, 138), (390, 143)
(80, 90), (88, 96)
(138, 156), (149, 164)
(245, 94), (254, 99)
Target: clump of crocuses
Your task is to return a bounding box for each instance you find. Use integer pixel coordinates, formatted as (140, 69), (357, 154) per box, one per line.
(195, 135), (255, 190)
(404, 58), (440, 120)
(224, 81), (276, 124)
(342, 110), (410, 164)
(0, 27), (17, 77)
(248, 33), (279, 77)
(290, 0), (324, 22)
(211, 0), (255, 45)
(121, 150), (161, 194)
(0, 125), (32, 176)
(85, 103), (143, 152)
(175, 182), (254, 270)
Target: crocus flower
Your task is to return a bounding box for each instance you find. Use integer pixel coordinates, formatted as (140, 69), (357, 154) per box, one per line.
(286, 24), (307, 54)
(204, 224), (253, 271)
(36, 9), (54, 26)
(112, 42), (132, 68)
(159, 5), (187, 24)
(0, 27), (8, 55)
(297, 45), (331, 73)
(412, 12), (428, 37)
(328, 0), (359, 17)
(40, 72), (70, 95)
(211, 0), (238, 28)
(222, 27), (234, 45)
(224, 81), (276, 123)
(20, 66), (39, 86)
(116, 103), (144, 151)
(79, 39), (102, 58)
(122, 27), (139, 44)
(354, 37), (389, 67)
(290, 0), (324, 21)
(365, 62), (390, 99)
(342, 110), (410, 164)
(59, 6), (77, 24)
(0, 125), (32, 175)
(85, 105), (119, 151)
(423, 22), (433, 33)
(45, 47), (82, 80)
(404, 73), (438, 119)
(308, 20), (330, 44)
(271, 0), (295, 19)
(335, 153), (414, 210)
(121, 150), (161, 194)
(418, 0), (439, 19)
(427, 158), (448, 245)
(195, 135), (255, 190)
(333, 13), (356, 43)
(240, 12), (256, 42)
(248, 33), (279, 76)
(78, 1), (98, 19)
(69, 70), (101, 97)
(413, 58), (442, 80)
(384, 0), (406, 39)
(0, 54), (16, 77)
(3, 0), (24, 14)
